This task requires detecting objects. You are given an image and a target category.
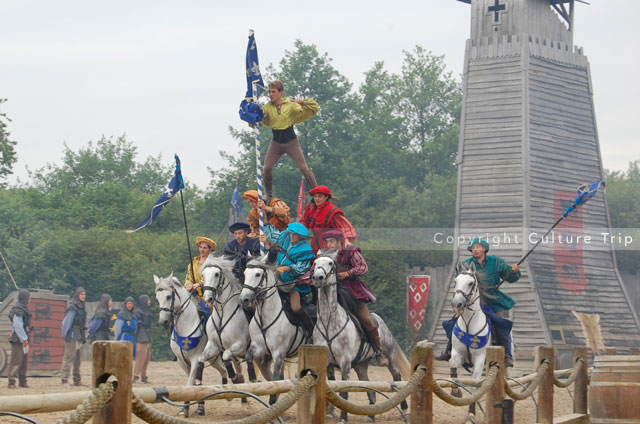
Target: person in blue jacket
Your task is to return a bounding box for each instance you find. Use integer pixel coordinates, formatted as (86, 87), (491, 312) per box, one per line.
(262, 222), (315, 338)
(88, 294), (113, 342)
(115, 297), (138, 358)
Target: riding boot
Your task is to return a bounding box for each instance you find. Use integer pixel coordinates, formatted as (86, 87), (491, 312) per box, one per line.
(493, 330), (513, 367)
(295, 309), (315, 342)
(435, 337), (452, 361)
(365, 326), (389, 366)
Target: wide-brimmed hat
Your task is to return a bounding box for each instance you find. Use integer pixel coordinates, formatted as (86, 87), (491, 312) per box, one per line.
(229, 222), (251, 233)
(286, 222), (309, 238)
(242, 190), (259, 203)
(467, 238), (489, 253)
(321, 230), (344, 241)
(309, 185), (332, 197)
(195, 237), (217, 250)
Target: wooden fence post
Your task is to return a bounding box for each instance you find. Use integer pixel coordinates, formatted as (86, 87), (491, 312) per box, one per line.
(297, 345), (328, 424)
(92, 341), (133, 424)
(485, 346), (505, 424)
(573, 347), (588, 415)
(410, 340), (433, 424)
(537, 346), (555, 424)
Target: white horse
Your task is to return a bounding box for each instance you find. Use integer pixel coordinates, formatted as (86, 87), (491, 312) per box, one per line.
(312, 251), (411, 423)
(199, 255), (249, 385)
(449, 261), (492, 418)
(239, 253), (307, 405)
(154, 274), (208, 417)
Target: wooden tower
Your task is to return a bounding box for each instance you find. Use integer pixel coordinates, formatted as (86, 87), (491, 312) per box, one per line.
(430, 0), (640, 367)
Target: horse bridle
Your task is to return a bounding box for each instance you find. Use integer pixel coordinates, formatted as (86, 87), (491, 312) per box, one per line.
(202, 265), (231, 306)
(454, 271), (481, 312)
(243, 263), (279, 301)
(158, 286), (192, 330)
(313, 255), (338, 288)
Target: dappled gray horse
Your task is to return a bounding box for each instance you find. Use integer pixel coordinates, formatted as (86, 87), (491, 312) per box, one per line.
(312, 251), (411, 423)
(154, 274), (208, 417)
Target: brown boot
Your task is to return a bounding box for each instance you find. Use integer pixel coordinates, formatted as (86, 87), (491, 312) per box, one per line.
(19, 380), (29, 388)
(366, 326), (389, 366)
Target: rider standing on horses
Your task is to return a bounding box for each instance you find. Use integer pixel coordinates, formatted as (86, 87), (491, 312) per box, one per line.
(322, 230), (389, 366)
(436, 238), (521, 367)
(243, 189), (290, 238)
(261, 222), (316, 340)
(300, 185), (357, 253)
(223, 222), (261, 283)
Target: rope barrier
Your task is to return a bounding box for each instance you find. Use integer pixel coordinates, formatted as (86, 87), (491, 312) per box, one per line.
(54, 382), (117, 424)
(325, 365), (426, 416)
(131, 372), (317, 424)
(504, 361), (549, 401)
(553, 357), (584, 388)
(432, 363), (499, 406)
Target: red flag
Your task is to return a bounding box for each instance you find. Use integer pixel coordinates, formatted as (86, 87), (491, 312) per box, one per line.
(296, 178), (305, 219)
(407, 275), (430, 344)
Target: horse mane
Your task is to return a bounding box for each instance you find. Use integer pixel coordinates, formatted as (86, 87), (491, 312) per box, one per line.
(202, 255), (242, 292)
(336, 282), (357, 314)
(246, 253), (276, 271)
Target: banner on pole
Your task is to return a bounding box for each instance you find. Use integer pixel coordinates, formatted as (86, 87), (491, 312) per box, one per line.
(407, 275), (430, 341)
(554, 190), (587, 294)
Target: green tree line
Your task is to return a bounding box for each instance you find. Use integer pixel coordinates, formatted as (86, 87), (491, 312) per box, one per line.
(1, 41), (638, 358)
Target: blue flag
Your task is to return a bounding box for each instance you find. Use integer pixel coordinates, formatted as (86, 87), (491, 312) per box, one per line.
(129, 155), (184, 232)
(231, 181), (243, 217)
(562, 179), (606, 217)
(245, 30), (265, 100)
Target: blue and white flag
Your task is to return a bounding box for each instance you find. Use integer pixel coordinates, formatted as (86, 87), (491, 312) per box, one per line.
(128, 155), (184, 232)
(231, 181), (243, 217)
(562, 179), (606, 217)
(245, 30), (265, 100)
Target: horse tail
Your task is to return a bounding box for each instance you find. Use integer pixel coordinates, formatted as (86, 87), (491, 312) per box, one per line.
(394, 341), (411, 381)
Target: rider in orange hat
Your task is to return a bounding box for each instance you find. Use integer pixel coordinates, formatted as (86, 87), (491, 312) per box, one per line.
(242, 190), (290, 237)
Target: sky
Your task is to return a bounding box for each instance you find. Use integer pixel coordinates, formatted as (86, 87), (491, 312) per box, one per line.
(1, 1), (638, 189)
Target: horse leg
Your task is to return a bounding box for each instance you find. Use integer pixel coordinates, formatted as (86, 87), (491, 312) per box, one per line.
(385, 352), (408, 412)
(339, 364), (352, 423)
(231, 359), (248, 404)
(246, 350), (257, 382)
(326, 364), (336, 419)
(354, 363), (376, 423)
(468, 350), (486, 419)
(268, 354), (285, 405)
(448, 348), (463, 398)
(194, 360), (206, 416)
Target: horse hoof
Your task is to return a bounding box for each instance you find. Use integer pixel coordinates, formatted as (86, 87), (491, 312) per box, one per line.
(233, 374), (245, 384)
(194, 406), (205, 416)
(368, 415), (376, 422)
(178, 408), (188, 417)
(464, 413), (477, 424)
(451, 387), (462, 398)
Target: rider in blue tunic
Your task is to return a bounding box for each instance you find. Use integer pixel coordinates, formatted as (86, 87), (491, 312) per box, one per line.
(115, 296), (138, 358)
(262, 222), (316, 338)
(436, 238), (521, 367)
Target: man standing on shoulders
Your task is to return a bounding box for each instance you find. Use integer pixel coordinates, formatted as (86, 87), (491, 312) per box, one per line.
(259, 80), (319, 198)
(436, 238), (520, 367)
(223, 222), (261, 283)
(61, 287), (87, 387)
(7, 289), (32, 389)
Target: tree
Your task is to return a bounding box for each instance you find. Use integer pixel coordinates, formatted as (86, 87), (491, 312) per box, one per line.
(0, 98), (18, 188)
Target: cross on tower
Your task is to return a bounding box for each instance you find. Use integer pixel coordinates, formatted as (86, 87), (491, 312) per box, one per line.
(488, 0), (506, 23)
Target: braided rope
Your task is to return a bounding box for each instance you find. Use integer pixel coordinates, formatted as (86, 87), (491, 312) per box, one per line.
(325, 365), (426, 415)
(54, 382), (117, 424)
(432, 363), (499, 406)
(131, 373), (317, 424)
(504, 361), (550, 400)
(553, 357), (584, 388)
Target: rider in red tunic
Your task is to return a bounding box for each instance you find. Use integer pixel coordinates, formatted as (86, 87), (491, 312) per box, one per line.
(322, 230), (389, 366)
(300, 185), (357, 253)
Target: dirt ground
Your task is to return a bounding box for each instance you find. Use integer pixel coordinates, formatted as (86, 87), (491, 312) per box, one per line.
(0, 360), (575, 423)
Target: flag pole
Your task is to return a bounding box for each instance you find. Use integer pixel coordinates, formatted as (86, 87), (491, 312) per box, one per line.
(253, 78), (265, 254)
(0, 248), (19, 290)
(174, 154), (198, 285)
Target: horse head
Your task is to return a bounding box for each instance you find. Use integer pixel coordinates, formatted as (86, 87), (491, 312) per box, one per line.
(240, 252), (273, 310)
(201, 255), (238, 305)
(154, 273), (184, 329)
(312, 249), (338, 288)
(451, 261), (478, 315)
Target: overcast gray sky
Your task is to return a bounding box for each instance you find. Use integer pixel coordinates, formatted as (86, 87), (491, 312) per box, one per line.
(1, 1), (637, 188)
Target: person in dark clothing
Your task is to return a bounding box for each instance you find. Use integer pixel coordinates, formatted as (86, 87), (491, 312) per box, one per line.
(88, 294), (113, 342)
(7, 289), (32, 388)
(115, 296), (137, 358)
(134, 295), (153, 383)
(223, 222), (261, 283)
(60, 287), (87, 386)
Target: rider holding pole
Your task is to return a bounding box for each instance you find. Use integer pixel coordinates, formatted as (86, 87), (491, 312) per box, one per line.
(436, 238), (521, 367)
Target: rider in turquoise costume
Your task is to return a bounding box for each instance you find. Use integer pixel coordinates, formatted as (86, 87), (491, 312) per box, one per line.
(262, 222), (316, 339)
(436, 237), (521, 367)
